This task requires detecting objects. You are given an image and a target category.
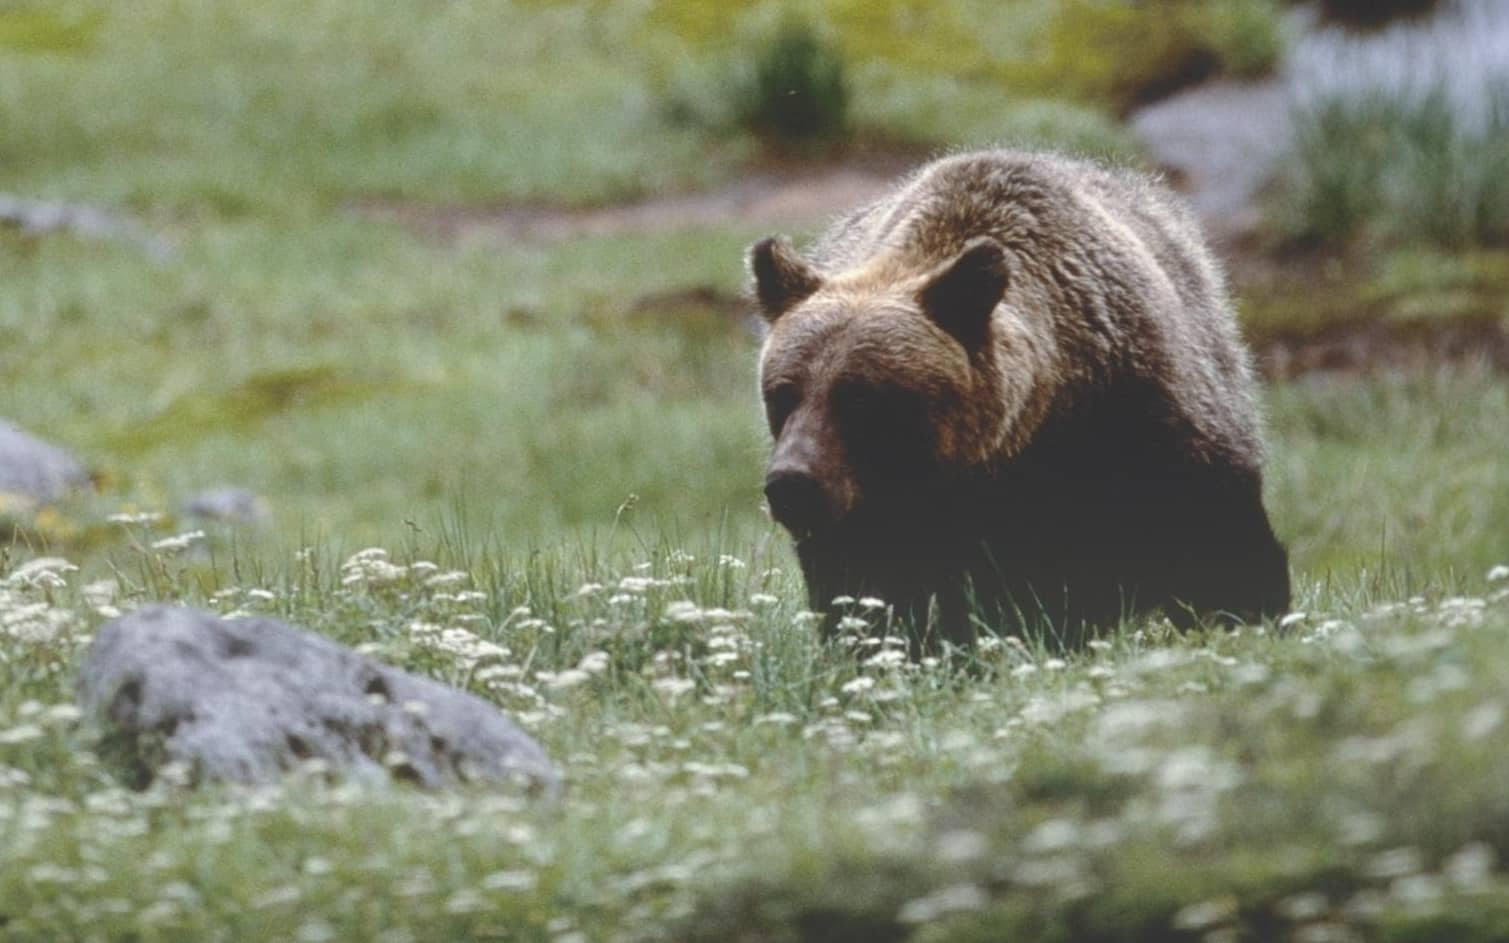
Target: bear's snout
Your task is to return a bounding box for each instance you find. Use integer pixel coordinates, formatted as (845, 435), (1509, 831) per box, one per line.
(764, 469), (835, 537)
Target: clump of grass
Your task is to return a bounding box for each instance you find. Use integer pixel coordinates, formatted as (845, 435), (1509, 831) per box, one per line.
(736, 20), (850, 146)
(1273, 84), (1509, 250)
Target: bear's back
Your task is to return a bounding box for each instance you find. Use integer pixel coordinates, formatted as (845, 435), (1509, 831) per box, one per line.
(808, 149), (1263, 469)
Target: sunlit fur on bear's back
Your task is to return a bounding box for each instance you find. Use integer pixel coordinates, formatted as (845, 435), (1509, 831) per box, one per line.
(804, 149), (1265, 472)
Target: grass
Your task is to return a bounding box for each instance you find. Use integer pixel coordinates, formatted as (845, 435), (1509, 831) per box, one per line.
(1271, 84), (1509, 251)
(3, 0), (1509, 939)
(2, 508), (1508, 941)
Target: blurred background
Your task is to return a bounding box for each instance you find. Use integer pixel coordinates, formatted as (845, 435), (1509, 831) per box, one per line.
(2, 0), (1506, 585)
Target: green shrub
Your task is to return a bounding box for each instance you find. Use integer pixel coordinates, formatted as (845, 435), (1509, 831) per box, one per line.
(1274, 85), (1509, 250)
(736, 20), (850, 145)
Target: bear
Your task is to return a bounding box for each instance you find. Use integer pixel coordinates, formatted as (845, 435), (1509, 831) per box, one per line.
(748, 148), (1290, 646)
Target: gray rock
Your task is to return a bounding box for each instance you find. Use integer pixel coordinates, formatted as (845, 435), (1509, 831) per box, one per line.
(77, 606), (559, 793)
(0, 194), (174, 261)
(0, 419), (89, 507)
(183, 486), (268, 525)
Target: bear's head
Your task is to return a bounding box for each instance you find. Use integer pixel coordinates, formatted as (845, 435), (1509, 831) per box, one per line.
(749, 234), (1012, 542)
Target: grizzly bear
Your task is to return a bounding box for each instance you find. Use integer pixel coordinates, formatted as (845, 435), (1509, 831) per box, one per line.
(749, 149), (1290, 645)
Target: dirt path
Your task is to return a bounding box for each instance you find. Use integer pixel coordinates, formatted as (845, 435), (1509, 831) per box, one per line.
(353, 161), (907, 242)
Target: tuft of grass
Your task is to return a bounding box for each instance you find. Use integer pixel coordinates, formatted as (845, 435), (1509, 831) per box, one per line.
(737, 20), (850, 146)
(1272, 84), (1509, 251)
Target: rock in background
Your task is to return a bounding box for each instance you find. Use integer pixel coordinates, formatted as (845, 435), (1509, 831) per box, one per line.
(0, 419), (89, 508)
(76, 606), (559, 793)
(182, 485), (269, 526)
(1132, 0), (1509, 240)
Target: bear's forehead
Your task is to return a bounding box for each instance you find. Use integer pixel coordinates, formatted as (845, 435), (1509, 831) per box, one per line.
(761, 302), (967, 393)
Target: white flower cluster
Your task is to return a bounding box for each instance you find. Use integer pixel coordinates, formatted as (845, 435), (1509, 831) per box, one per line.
(340, 548), (409, 586)
(1, 557), (81, 644)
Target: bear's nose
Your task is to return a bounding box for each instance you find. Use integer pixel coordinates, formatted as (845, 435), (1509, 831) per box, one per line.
(764, 470), (831, 535)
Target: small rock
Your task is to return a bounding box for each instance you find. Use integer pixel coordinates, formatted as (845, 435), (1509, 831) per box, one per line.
(183, 486), (268, 525)
(0, 419), (89, 507)
(0, 194), (173, 260)
(76, 606), (559, 793)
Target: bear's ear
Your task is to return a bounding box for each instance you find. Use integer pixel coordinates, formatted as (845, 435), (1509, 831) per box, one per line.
(917, 236), (1009, 350)
(749, 236), (822, 322)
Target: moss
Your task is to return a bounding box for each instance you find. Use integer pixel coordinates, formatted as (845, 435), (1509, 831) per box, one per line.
(103, 365), (403, 458)
(0, 7), (101, 54)
(1006, 0), (1285, 114)
(1239, 249), (1509, 341)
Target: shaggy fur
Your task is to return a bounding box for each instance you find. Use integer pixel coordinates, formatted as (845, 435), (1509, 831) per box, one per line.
(750, 149), (1290, 645)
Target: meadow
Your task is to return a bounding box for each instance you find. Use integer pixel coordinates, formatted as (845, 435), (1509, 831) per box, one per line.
(3, 1), (1509, 940)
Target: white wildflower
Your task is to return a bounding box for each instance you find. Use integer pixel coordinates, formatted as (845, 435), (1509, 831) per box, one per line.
(1022, 819), (1083, 854)
(0, 724), (44, 745)
(934, 830), (988, 862)
(1366, 847), (1424, 880)
(841, 676), (876, 695)
(755, 712), (798, 727)
(106, 510), (164, 526)
(864, 650), (907, 670)
(898, 883), (988, 924)
(5, 557), (77, 589)
(1461, 701), (1503, 740)
(340, 548), (407, 585)
(1277, 892), (1330, 922)
(1172, 897), (1236, 931)
(150, 530), (206, 553)
(481, 870), (536, 892)
(1443, 842), (1497, 890)
(1487, 564), (1509, 583)
(542, 669), (591, 690)
(43, 704), (82, 725)
(652, 677), (695, 700)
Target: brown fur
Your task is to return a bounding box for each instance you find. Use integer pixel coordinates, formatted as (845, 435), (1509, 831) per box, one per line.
(750, 149), (1290, 646)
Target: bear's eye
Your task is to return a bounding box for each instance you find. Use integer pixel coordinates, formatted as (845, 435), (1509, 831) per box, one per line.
(763, 383), (801, 436)
(832, 379), (932, 472)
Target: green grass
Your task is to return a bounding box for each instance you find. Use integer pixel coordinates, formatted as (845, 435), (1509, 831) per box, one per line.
(1270, 84), (1509, 251)
(2, 513), (1508, 941)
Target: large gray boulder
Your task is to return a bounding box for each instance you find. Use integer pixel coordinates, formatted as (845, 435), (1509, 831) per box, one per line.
(0, 419), (88, 506)
(77, 606), (558, 793)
